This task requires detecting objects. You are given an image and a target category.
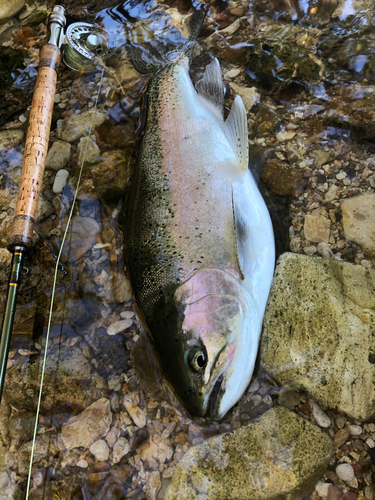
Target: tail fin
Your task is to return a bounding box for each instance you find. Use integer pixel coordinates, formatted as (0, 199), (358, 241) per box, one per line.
(125, 1), (208, 74)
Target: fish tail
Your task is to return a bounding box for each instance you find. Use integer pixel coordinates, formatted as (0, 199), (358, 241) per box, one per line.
(126, 1), (208, 74)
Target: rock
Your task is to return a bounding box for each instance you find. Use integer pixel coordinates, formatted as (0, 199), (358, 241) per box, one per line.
(77, 135), (100, 165)
(107, 319), (132, 336)
(8, 411), (35, 441)
(77, 459), (88, 468)
(56, 110), (106, 143)
(229, 83), (258, 112)
(304, 215), (331, 243)
(164, 406), (332, 500)
(0, 0), (25, 24)
(341, 193), (375, 256)
(112, 437), (130, 464)
(316, 481), (331, 498)
(0, 248), (11, 269)
(317, 242), (333, 258)
(17, 433), (51, 475)
(90, 439), (110, 461)
(328, 485), (344, 500)
(261, 159), (307, 197)
(63, 216), (99, 262)
(336, 463), (355, 482)
(0, 129), (23, 149)
(4, 344), (108, 414)
(224, 69), (241, 80)
(261, 252), (375, 421)
(333, 427), (350, 449)
(310, 400), (331, 428)
(75, 150), (132, 204)
(348, 424), (362, 435)
(123, 400), (146, 428)
(276, 129), (296, 142)
(278, 390), (301, 410)
(60, 398), (112, 451)
(35, 193), (54, 221)
(52, 169), (69, 194)
(45, 141), (71, 171)
(146, 471), (161, 500)
(325, 184), (339, 202)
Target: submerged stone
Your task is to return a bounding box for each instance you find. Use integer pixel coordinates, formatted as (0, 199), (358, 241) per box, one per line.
(56, 110), (106, 143)
(164, 406), (332, 500)
(261, 159), (307, 198)
(261, 252), (375, 421)
(341, 192), (375, 256)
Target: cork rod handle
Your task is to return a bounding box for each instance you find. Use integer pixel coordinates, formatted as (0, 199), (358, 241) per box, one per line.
(7, 43), (61, 251)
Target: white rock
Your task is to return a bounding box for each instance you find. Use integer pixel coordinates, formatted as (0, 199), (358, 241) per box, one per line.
(52, 169), (69, 194)
(89, 439), (110, 461)
(0, 247), (12, 269)
(366, 438), (375, 448)
(107, 319), (132, 336)
(112, 437), (130, 464)
(76, 459), (88, 468)
(336, 171), (347, 180)
(310, 400), (331, 428)
(120, 310), (134, 319)
(229, 83), (259, 112)
(348, 424), (362, 435)
(276, 130), (296, 142)
(145, 471), (162, 500)
(46, 141), (71, 171)
(336, 463), (355, 482)
(315, 480), (331, 498)
(224, 69), (241, 80)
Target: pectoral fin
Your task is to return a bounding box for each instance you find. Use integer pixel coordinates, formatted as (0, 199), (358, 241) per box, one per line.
(232, 185), (252, 281)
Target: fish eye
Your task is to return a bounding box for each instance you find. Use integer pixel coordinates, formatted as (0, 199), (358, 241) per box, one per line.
(187, 348), (208, 372)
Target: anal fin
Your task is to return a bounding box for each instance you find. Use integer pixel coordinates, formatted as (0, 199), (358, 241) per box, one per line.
(224, 96), (249, 171)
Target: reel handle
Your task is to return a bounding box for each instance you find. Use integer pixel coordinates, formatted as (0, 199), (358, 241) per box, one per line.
(7, 43), (62, 251)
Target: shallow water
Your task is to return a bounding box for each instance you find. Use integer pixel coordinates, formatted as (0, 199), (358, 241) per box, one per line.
(0, 0), (375, 499)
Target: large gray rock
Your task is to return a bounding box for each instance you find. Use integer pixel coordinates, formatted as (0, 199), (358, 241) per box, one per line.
(45, 140), (71, 171)
(164, 406), (332, 500)
(341, 192), (375, 256)
(261, 252), (375, 421)
(56, 111), (106, 143)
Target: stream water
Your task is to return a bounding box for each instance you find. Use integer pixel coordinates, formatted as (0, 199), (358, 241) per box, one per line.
(0, 0), (375, 499)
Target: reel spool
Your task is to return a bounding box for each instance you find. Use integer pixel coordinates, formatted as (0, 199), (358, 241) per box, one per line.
(63, 22), (115, 72)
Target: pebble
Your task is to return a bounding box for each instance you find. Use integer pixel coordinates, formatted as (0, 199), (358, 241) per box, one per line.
(224, 68), (241, 80)
(107, 318), (133, 336)
(348, 425), (362, 436)
(276, 130), (296, 142)
(335, 414), (347, 429)
(229, 82), (259, 112)
(317, 242), (333, 258)
(304, 215), (331, 243)
(112, 437), (130, 464)
(89, 439), (110, 462)
(76, 459), (88, 468)
(333, 427), (350, 449)
(46, 140), (71, 171)
(123, 400), (146, 428)
(52, 169), (69, 194)
(336, 463), (355, 482)
(0, 129), (24, 150)
(310, 400), (331, 428)
(316, 480), (331, 498)
(328, 485), (343, 500)
(366, 438), (375, 448)
(145, 471), (161, 500)
(120, 310), (134, 319)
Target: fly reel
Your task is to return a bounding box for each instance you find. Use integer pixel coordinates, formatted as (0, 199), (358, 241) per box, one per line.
(63, 22), (115, 72)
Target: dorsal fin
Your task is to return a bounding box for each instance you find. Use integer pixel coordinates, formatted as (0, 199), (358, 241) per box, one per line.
(195, 58), (224, 116)
(224, 95), (249, 171)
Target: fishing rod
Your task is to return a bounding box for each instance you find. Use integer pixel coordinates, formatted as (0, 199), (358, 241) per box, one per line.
(0, 5), (114, 402)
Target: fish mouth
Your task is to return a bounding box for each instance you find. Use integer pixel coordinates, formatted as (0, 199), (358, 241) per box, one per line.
(208, 373), (225, 419)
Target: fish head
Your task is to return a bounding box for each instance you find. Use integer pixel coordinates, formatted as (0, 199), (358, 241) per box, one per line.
(153, 269), (259, 420)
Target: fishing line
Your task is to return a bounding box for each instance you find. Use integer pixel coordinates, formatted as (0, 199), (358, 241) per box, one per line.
(25, 66), (105, 498)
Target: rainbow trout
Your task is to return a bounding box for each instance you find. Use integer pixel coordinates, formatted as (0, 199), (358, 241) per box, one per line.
(122, 20), (275, 419)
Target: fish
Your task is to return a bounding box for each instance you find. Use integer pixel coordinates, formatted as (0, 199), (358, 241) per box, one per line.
(121, 11), (275, 419)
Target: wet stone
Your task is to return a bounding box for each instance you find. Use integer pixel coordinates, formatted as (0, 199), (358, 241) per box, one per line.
(336, 463), (355, 483)
(52, 169), (69, 194)
(0, 129), (23, 150)
(90, 439), (110, 462)
(77, 135), (100, 165)
(45, 140), (71, 171)
(261, 253), (375, 421)
(341, 193), (375, 256)
(60, 398), (112, 451)
(310, 400), (331, 428)
(333, 427), (350, 449)
(261, 159), (306, 197)
(164, 406), (332, 500)
(229, 82), (258, 112)
(304, 215), (331, 243)
(56, 110), (106, 143)
(112, 437), (130, 464)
